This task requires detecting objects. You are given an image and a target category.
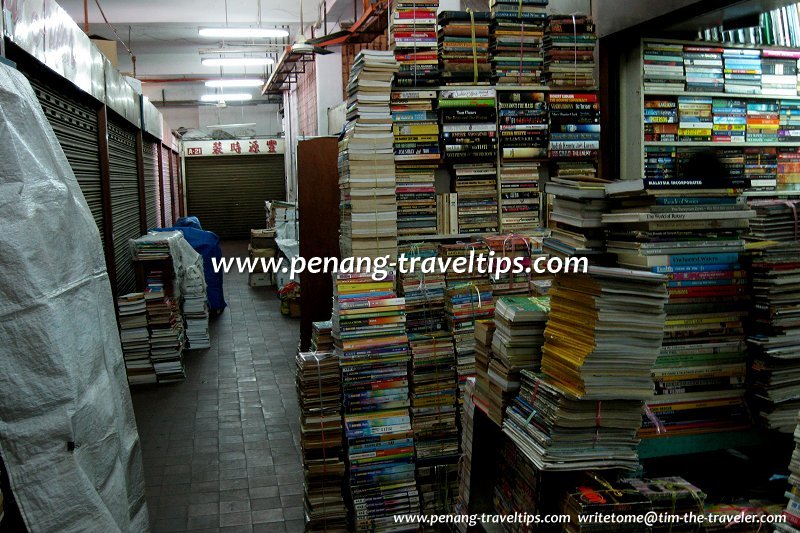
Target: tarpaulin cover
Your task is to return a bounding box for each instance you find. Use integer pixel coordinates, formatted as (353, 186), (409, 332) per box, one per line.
(0, 64), (148, 530)
(152, 221), (227, 312)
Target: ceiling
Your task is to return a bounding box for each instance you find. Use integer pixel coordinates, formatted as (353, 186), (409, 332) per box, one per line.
(56, 0), (329, 103)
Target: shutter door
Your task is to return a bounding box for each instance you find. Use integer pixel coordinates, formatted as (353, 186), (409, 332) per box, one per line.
(185, 155), (285, 239)
(28, 79), (105, 245)
(161, 145), (173, 226)
(142, 139), (159, 230)
(108, 119), (141, 295)
(173, 152), (184, 219)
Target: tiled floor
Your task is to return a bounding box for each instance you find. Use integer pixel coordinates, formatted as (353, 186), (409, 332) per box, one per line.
(132, 241), (303, 533)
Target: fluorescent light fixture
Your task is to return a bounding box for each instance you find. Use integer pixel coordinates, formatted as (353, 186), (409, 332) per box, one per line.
(199, 27), (289, 39)
(206, 123), (258, 128)
(201, 57), (274, 67)
(205, 78), (264, 88)
(200, 93), (253, 102)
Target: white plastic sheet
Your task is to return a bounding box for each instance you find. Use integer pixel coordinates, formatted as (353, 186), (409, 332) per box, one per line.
(0, 64), (148, 530)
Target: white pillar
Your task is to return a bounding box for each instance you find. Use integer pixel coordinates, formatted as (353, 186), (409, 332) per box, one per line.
(315, 50), (344, 136)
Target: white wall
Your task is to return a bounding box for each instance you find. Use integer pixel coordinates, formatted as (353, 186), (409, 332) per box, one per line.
(315, 51), (343, 137)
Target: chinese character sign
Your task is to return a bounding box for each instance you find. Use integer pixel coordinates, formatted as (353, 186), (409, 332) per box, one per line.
(248, 140), (260, 153)
(212, 141), (223, 155)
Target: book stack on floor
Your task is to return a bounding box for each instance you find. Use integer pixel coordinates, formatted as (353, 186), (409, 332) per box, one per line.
(624, 476), (706, 532)
(543, 15), (596, 88)
(408, 329), (459, 514)
(331, 271), (419, 529)
(778, 415), (800, 530)
(439, 89), (498, 234)
(311, 320), (333, 352)
(338, 50), (400, 260)
(603, 175), (754, 437)
(397, 242), (446, 333)
(296, 351), (347, 531)
(503, 266), (669, 471)
(644, 97), (678, 142)
(723, 48), (761, 95)
(683, 45), (723, 92)
(747, 241), (800, 433)
(643, 42), (685, 91)
(779, 147), (800, 190)
(437, 11), (492, 85)
(747, 100), (780, 142)
(118, 292), (156, 385)
(453, 376), (477, 528)
(478, 296), (549, 426)
(182, 269), (210, 350)
(390, 0), (439, 86)
(249, 229), (277, 288)
(498, 91), (547, 231)
(489, 0), (548, 85)
(472, 318), (496, 414)
(392, 89), (440, 237)
(492, 436), (542, 521)
(762, 51), (798, 96)
(678, 96), (713, 141)
(146, 294), (185, 383)
(441, 242), (495, 406)
(560, 474), (653, 530)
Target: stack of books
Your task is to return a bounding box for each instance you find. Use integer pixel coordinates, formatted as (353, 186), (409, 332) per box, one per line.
(761, 51), (798, 96)
(338, 50), (400, 260)
(603, 176), (754, 437)
(747, 198), (800, 240)
(624, 476), (706, 531)
(498, 91), (548, 161)
(181, 266), (210, 350)
(544, 177), (608, 260)
(436, 192), (459, 234)
(746, 100), (780, 142)
(645, 145), (677, 180)
(441, 242), (494, 405)
(295, 351), (347, 531)
(644, 98), (678, 142)
(780, 99), (800, 141)
(561, 474), (653, 529)
(643, 42), (685, 91)
(311, 320), (333, 352)
(472, 318), (496, 420)
(392, 89), (440, 237)
(745, 147), (778, 190)
(489, 0), (548, 85)
(129, 237), (170, 260)
(778, 414), (800, 530)
(683, 44), (723, 92)
(493, 437), (542, 520)
(439, 88), (497, 163)
(485, 234), (535, 295)
(747, 243), (800, 433)
(718, 146), (746, 179)
(548, 92), (600, 162)
(408, 331), (459, 512)
(142, 268), (186, 383)
(397, 242), (446, 332)
(723, 48), (761, 94)
(437, 11), (492, 85)
(779, 147), (800, 190)
(417, 463), (458, 518)
(331, 271), (419, 529)
(117, 292), (156, 385)
(712, 98), (747, 142)
(543, 15), (596, 88)
(678, 96), (713, 141)
(452, 163), (499, 234)
(499, 162), (541, 231)
(453, 376), (477, 527)
(390, 0), (439, 86)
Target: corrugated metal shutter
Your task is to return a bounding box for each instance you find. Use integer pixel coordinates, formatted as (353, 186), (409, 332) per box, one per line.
(161, 145), (173, 226)
(185, 155), (286, 239)
(142, 139), (159, 230)
(172, 151), (183, 219)
(108, 118), (141, 295)
(28, 79), (105, 245)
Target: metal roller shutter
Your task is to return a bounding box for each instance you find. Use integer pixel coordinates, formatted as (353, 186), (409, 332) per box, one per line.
(108, 119), (141, 295)
(173, 152), (184, 219)
(185, 155), (286, 239)
(28, 79), (105, 244)
(161, 145), (173, 227)
(142, 139), (159, 230)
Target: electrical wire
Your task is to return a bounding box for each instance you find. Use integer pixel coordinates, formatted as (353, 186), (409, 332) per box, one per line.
(92, 0), (133, 56)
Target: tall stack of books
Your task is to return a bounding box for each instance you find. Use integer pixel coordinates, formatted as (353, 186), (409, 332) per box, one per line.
(548, 92), (600, 164)
(143, 270), (186, 383)
(678, 96), (713, 141)
(311, 320), (333, 352)
(441, 242), (494, 405)
(390, 0), (440, 86)
(408, 330), (459, 513)
(683, 45), (723, 92)
(182, 268), (210, 350)
(543, 15), (596, 88)
(454, 376), (477, 527)
(484, 234), (533, 295)
(778, 414), (800, 530)
(723, 48), (761, 94)
(747, 242), (800, 433)
(603, 175), (754, 437)
(503, 267), (669, 470)
(472, 318), (496, 420)
(489, 0), (548, 85)
(780, 99), (800, 141)
(338, 50), (400, 260)
(437, 11), (492, 85)
(117, 292), (156, 385)
(746, 100), (780, 142)
(544, 178), (607, 260)
(643, 42), (685, 91)
(745, 147), (778, 190)
(331, 271), (419, 529)
(712, 98), (747, 142)
(295, 351), (347, 531)
(397, 242), (446, 333)
(644, 97), (678, 142)
(392, 89), (440, 237)
(779, 147), (800, 190)
(761, 51), (798, 96)
(493, 437), (542, 519)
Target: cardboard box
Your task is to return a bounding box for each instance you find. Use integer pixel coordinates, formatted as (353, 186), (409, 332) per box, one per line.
(250, 228), (276, 249)
(289, 299), (301, 318)
(90, 36), (118, 67)
(248, 245), (276, 259)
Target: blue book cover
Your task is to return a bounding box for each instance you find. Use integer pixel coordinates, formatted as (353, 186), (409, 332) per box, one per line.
(651, 262), (741, 274)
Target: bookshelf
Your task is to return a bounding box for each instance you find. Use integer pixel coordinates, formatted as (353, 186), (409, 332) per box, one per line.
(620, 37), (800, 191)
